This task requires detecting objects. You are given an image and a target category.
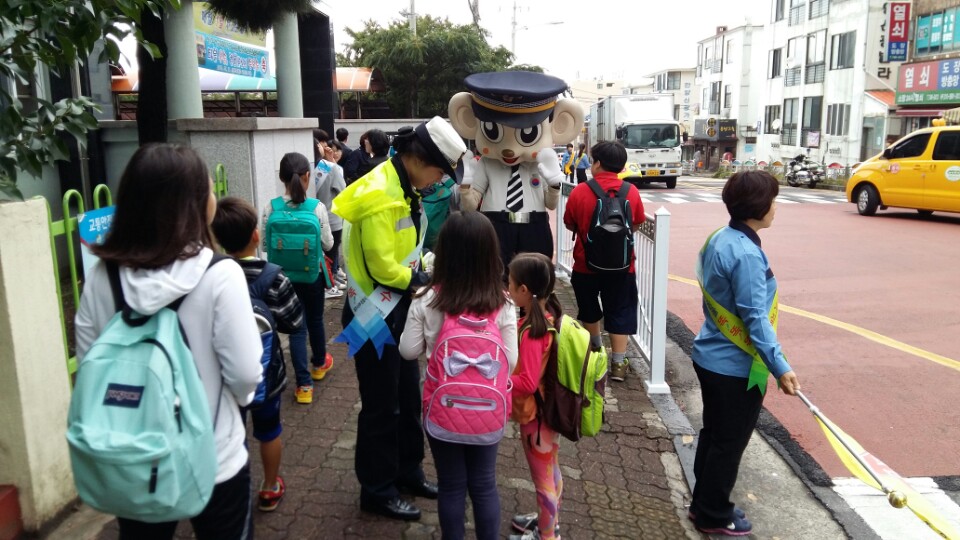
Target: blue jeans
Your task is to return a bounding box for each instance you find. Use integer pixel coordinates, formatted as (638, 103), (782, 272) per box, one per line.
(290, 277), (326, 387)
(427, 436), (500, 540)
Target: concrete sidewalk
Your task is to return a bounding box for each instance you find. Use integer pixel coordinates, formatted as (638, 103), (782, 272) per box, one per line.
(53, 278), (700, 539)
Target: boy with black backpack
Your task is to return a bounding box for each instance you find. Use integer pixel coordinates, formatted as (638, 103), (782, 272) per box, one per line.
(212, 197), (304, 512)
(562, 141), (645, 382)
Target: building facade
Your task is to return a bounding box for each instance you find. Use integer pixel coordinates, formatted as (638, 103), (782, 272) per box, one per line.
(894, 1), (960, 130)
(693, 24), (766, 168)
(687, 1), (912, 169)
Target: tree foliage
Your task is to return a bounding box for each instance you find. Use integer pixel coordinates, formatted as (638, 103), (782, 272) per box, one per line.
(0, 0), (177, 201)
(340, 16), (539, 118)
(205, 0), (313, 32)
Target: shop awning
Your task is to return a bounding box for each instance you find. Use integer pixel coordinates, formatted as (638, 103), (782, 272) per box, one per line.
(866, 90), (896, 108)
(335, 67), (385, 92)
(895, 107), (949, 117)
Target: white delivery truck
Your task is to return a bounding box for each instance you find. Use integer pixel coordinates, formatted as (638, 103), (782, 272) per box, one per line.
(588, 94), (684, 189)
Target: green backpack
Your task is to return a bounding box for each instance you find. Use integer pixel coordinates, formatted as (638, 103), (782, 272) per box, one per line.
(265, 197), (329, 285)
(537, 315), (608, 441)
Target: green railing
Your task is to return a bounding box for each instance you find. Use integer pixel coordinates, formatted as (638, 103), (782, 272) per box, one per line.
(47, 184), (113, 379)
(214, 163), (229, 199)
(49, 163), (226, 381)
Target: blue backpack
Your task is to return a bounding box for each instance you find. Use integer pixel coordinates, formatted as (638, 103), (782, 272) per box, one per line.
(66, 257), (227, 522)
(265, 197), (329, 285)
(246, 263), (287, 409)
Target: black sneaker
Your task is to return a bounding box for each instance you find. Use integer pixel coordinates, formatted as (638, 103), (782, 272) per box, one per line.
(695, 515), (753, 536)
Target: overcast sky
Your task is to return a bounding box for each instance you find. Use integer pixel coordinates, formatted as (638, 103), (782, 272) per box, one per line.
(325, 0), (769, 83)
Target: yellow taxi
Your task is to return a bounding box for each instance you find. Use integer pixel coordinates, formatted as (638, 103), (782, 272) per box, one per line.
(846, 125), (960, 216)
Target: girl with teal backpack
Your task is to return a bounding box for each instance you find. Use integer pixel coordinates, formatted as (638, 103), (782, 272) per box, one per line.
(263, 152), (334, 405)
(71, 144), (263, 538)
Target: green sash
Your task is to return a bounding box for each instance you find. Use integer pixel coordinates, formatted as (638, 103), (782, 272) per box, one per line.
(697, 228), (780, 395)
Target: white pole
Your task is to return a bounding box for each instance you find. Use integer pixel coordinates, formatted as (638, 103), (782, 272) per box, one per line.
(410, 0), (417, 36)
(645, 206), (671, 394)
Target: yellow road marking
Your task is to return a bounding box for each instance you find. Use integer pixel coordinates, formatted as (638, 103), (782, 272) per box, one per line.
(669, 274), (960, 373)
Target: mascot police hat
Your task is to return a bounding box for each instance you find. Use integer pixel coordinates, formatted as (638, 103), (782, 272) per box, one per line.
(465, 71), (568, 129)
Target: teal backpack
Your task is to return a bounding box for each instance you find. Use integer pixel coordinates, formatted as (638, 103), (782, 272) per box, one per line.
(265, 197), (329, 285)
(67, 258), (226, 522)
(536, 315), (608, 441)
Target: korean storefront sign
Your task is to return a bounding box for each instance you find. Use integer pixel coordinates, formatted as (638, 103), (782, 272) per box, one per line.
(896, 59), (960, 104)
(885, 2), (910, 62)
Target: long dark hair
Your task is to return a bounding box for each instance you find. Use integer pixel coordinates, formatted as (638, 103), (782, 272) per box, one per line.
(93, 143), (213, 269)
(279, 152), (311, 204)
(509, 252), (563, 339)
(418, 212), (505, 315)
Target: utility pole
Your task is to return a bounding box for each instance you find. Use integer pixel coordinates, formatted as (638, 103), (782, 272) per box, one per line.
(467, 0), (481, 29)
(404, 0), (417, 36)
(510, 0), (517, 54)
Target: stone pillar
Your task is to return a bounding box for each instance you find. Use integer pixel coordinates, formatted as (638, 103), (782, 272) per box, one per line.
(0, 199), (76, 532)
(164, 1), (203, 119)
(274, 12), (304, 118)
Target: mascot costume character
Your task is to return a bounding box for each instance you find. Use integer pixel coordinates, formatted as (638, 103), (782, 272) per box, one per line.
(449, 71), (584, 268)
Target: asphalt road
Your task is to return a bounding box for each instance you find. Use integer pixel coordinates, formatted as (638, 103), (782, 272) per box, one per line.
(655, 176), (960, 482)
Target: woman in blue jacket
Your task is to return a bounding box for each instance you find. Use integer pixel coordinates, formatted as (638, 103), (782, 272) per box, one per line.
(690, 170), (801, 537)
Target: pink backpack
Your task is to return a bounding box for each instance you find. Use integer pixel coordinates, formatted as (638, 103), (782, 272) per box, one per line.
(422, 309), (511, 445)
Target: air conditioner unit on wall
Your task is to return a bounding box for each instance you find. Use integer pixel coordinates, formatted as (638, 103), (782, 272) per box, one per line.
(785, 55), (800, 69)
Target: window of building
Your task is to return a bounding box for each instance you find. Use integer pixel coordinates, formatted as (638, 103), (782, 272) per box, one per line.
(826, 103), (851, 135)
(673, 105), (681, 121)
(830, 31), (856, 69)
(606, 82), (614, 87)
(769, 48), (783, 78)
(806, 30), (826, 83)
(710, 81), (721, 114)
(773, 0), (785, 22)
(933, 131), (960, 160)
(666, 71), (681, 90)
(789, 0), (805, 25)
(782, 98), (798, 145)
(765, 105), (781, 134)
(724, 85), (732, 108)
(787, 36), (801, 62)
(802, 96), (823, 147)
(785, 67), (802, 86)
(917, 15), (932, 55)
(597, 83), (602, 89)
(727, 40), (735, 63)
(809, 0), (828, 19)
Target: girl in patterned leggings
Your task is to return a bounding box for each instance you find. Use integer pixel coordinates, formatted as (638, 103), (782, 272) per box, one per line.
(507, 253), (564, 540)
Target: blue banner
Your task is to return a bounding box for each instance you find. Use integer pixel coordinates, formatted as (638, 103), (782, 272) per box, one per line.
(917, 15), (932, 51)
(196, 33), (270, 79)
(932, 13), (944, 48)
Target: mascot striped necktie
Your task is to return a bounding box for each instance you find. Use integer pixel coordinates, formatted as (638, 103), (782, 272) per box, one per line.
(506, 165), (523, 212)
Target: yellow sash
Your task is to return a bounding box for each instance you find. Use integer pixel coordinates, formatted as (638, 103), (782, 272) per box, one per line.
(564, 152), (575, 175)
(697, 228), (780, 395)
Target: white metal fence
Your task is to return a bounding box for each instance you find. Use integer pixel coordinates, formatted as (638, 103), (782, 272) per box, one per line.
(554, 180), (671, 394)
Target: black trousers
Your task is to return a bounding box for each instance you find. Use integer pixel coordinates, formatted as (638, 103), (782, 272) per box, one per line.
(343, 303), (426, 502)
(575, 168), (588, 184)
(691, 363), (764, 528)
(483, 213), (553, 273)
(117, 464), (251, 540)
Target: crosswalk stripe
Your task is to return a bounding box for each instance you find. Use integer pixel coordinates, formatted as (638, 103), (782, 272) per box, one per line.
(832, 477), (960, 540)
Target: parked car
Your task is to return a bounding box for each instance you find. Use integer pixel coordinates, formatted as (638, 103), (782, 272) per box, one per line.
(846, 125), (960, 216)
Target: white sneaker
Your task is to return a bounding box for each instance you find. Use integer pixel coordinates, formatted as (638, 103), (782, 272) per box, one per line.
(324, 287), (343, 299)
(336, 269), (347, 281)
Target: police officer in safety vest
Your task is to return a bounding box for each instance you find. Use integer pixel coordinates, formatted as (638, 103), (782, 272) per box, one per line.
(332, 117), (466, 521)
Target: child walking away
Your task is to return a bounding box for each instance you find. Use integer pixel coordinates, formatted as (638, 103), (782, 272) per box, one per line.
(263, 152), (335, 404)
(507, 253), (565, 540)
(399, 212), (518, 540)
(71, 144), (262, 539)
(212, 197), (305, 512)
(562, 141), (644, 383)
(312, 129), (347, 299)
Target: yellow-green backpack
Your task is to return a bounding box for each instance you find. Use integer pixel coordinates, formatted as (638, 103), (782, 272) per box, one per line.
(536, 315), (608, 441)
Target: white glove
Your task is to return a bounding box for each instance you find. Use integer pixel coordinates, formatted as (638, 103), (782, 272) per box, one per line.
(422, 251), (436, 275)
(460, 149), (476, 186)
(537, 147), (564, 187)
